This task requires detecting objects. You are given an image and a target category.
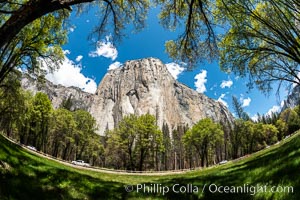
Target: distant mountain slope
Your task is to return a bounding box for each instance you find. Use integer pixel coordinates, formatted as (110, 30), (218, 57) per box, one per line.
(21, 74), (94, 111)
(22, 58), (234, 135)
(282, 85), (300, 109)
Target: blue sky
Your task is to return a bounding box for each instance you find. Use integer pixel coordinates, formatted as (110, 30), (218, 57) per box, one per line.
(44, 6), (287, 119)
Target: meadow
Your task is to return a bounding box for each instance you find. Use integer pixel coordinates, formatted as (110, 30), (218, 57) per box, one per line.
(0, 132), (299, 199)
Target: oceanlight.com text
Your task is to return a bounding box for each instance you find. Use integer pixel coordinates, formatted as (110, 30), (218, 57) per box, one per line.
(207, 183), (294, 195)
(124, 183), (294, 196)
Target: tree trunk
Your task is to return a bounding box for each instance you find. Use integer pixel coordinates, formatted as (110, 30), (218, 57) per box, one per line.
(138, 149), (145, 171)
(78, 141), (87, 159)
(205, 149), (208, 167)
(62, 142), (70, 160)
(52, 142), (60, 158)
(128, 148), (135, 171)
(200, 153), (205, 167)
(0, 0), (94, 50)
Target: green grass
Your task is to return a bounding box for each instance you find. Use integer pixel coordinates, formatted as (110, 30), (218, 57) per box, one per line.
(0, 132), (300, 200)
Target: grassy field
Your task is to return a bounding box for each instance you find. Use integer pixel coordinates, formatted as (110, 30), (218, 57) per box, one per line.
(0, 132), (299, 200)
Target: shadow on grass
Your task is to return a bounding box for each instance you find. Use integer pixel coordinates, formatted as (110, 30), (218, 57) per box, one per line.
(0, 135), (129, 200)
(1, 133), (300, 199)
(0, 168), (129, 200)
(153, 136), (300, 200)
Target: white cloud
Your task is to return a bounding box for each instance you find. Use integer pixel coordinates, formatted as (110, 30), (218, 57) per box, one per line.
(108, 61), (122, 70)
(86, 19), (90, 23)
(217, 93), (228, 107)
(241, 97), (251, 107)
(75, 55), (83, 62)
(194, 70), (207, 93)
(89, 36), (118, 60)
(69, 25), (76, 32)
(220, 79), (233, 88)
(63, 50), (71, 55)
(266, 105), (280, 116)
(44, 56), (97, 94)
(165, 62), (185, 79)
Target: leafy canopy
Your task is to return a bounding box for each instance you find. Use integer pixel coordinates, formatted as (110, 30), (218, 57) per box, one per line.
(2, 0), (300, 95)
(215, 0), (300, 92)
(0, 1), (69, 83)
(183, 118), (223, 166)
(106, 114), (163, 171)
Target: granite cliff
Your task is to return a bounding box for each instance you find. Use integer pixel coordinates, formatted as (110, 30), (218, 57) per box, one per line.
(22, 58), (234, 135)
(21, 74), (94, 111)
(282, 85), (300, 109)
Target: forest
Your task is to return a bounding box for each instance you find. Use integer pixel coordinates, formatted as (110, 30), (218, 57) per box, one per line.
(1, 0), (300, 171)
(1, 73), (299, 171)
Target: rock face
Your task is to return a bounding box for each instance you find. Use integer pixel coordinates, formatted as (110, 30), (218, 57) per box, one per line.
(21, 74), (94, 111)
(90, 58), (234, 135)
(22, 58), (234, 135)
(282, 85), (300, 109)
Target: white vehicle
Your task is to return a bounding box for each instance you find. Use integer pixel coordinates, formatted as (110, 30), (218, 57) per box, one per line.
(219, 160), (228, 165)
(27, 146), (37, 151)
(71, 160), (90, 167)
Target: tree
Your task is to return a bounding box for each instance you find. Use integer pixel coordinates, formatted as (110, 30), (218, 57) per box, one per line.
(0, 72), (24, 137)
(49, 108), (76, 158)
(183, 118), (224, 167)
(0, 0), (85, 50)
(161, 123), (171, 170)
(262, 124), (278, 145)
(0, 7), (68, 84)
(230, 119), (245, 158)
(30, 92), (53, 152)
(294, 105), (300, 117)
(72, 109), (97, 160)
(85, 134), (104, 166)
(216, 0), (300, 93)
(275, 119), (288, 140)
(231, 96), (250, 120)
(240, 121), (256, 155)
(230, 119), (278, 156)
(105, 114), (163, 171)
(135, 114), (163, 171)
(160, 0), (219, 66)
(251, 123), (276, 151)
(256, 111), (280, 125)
(115, 114), (138, 170)
(105, 129), (128, 169)
(0, 0), (220, 84)
(172, 124), (189, 170)
(5, 0), (300, 91)
(48, 108), (100, 162)
(279, 108), (300, 134)
(17, 91), (34, 145)
(0, 0), (151, 83)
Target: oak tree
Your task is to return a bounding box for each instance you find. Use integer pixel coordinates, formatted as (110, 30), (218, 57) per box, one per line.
(183, 118), (224, 167)
(216, 0), (300, 93)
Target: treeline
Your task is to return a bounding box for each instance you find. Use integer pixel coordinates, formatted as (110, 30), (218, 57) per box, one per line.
(103, 100), (300, 171)
(1, 77), (300, 171)
(0, 77), (104, 166)
(225, 96), (300, 160)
